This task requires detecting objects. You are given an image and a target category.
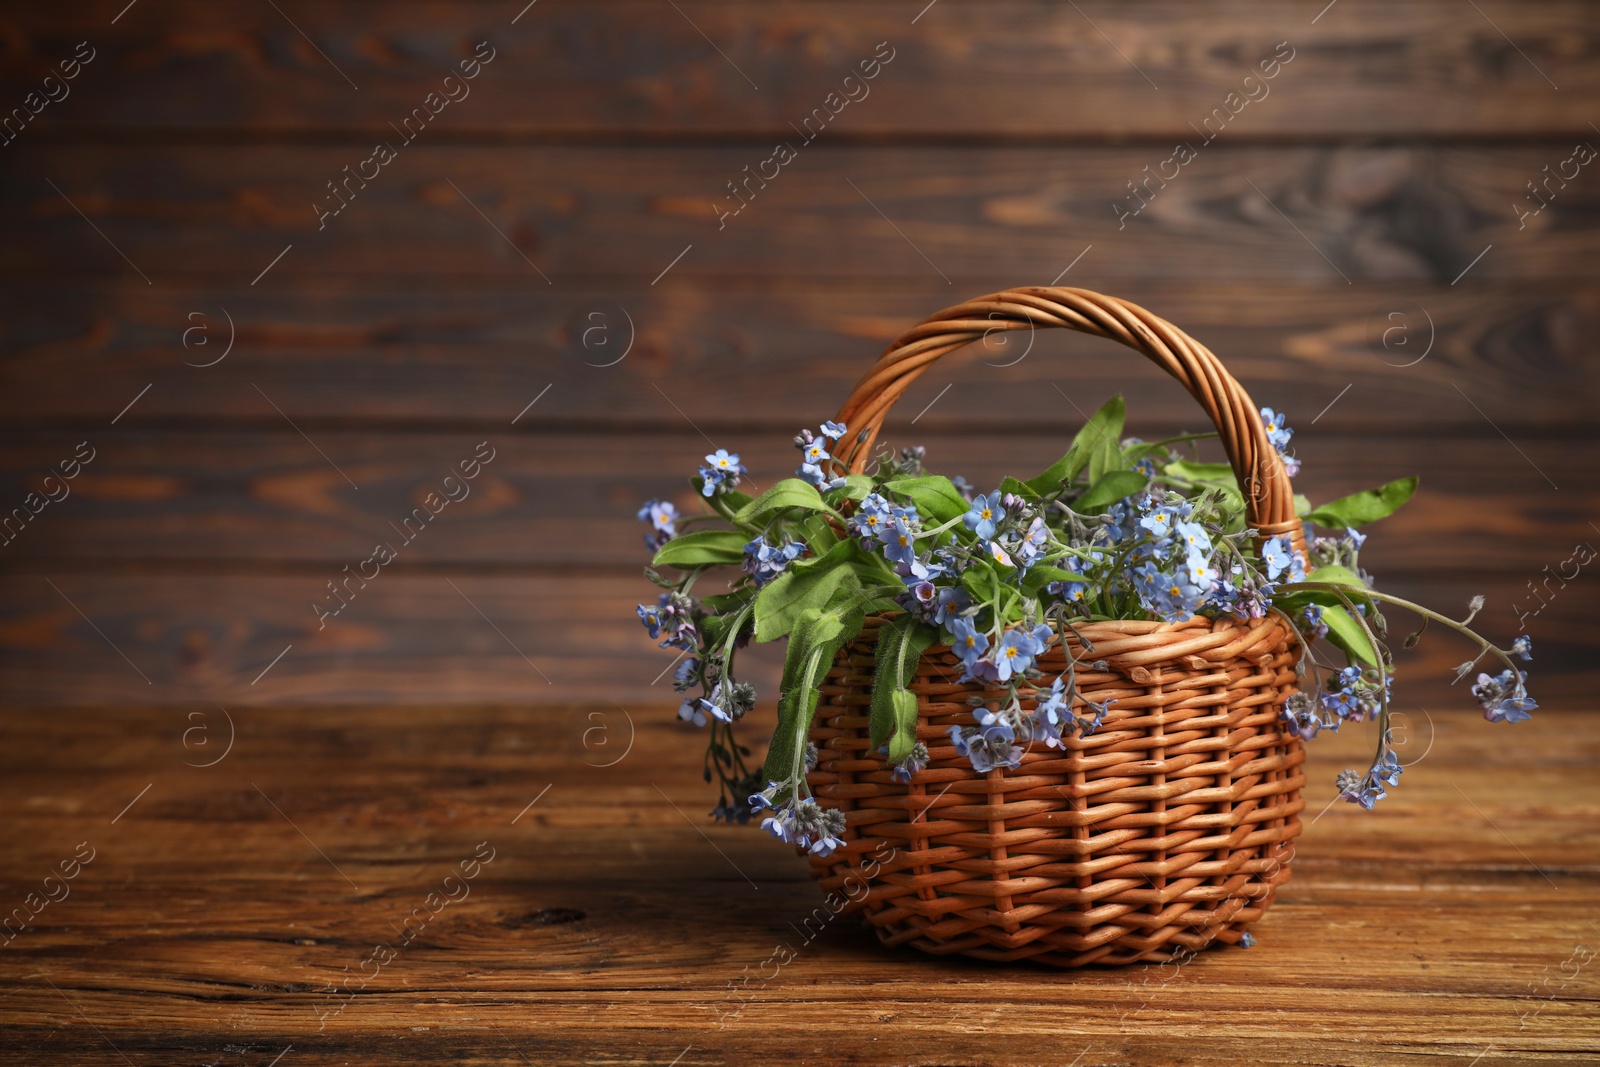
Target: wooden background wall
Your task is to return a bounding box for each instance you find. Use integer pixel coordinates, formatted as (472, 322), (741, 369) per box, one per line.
(0, 1), (1595, 712)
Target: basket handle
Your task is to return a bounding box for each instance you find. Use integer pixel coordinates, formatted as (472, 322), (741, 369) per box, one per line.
(830, 286), (1305, 554)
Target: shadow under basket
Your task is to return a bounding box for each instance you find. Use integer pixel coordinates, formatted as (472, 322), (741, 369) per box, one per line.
(806, 613), (1307, 968)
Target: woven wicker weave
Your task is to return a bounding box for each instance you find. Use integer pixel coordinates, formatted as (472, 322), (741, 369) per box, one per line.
(804, 287), (1307, 967)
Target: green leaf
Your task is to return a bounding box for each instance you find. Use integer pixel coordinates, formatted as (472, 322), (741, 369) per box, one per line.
(1322, 604), (1380, 668)
(1076, 395), (1126, 484)
(650, 530), (748, 569)
(1164, 459), (1237, 486)
(752, 540), (864, 642)
(764, 604), (866, 786)
(1022, 446), (1081, 497)
(1075, 470), (1149, 513)
(886, 690), (922, 763)
(1306, 564), (1368, 588)
(869, 617), (936, 749)
(1275, 566), (1377, 616)
(699, 591), (754, 615)
(734, 478), (830, 526)
(798, 513), (840, 554)
(766, 619), (830, 782)
(1294, 493), (1312, 518)
(1304, 476), (1418, 529)
(829, 474), (876, 502)
(961, 563), (1000, 604)
(883, 475), (969, 525)
(1020, 564), (1095, 597)
(692, 479), (752, 522)
(998, 475), (1040, 502)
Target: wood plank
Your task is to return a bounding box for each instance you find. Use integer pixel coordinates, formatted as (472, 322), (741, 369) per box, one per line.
(0, 428), (1592, 572)
(3, 144), (1597, 284)
(1, 2), (1595, 139)
(3, 280), (1597, 430)
(0, 571), (1588, 708)
(0, 705), (1594, 1065)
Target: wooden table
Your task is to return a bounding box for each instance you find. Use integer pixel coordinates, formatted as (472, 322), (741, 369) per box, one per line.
(1, 704), (1596, 1066)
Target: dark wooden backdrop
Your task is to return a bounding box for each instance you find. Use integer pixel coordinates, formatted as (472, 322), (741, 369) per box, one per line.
(0, 1), (1596, 712)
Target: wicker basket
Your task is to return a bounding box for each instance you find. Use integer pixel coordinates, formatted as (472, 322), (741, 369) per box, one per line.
(804, 287), (1308, 967)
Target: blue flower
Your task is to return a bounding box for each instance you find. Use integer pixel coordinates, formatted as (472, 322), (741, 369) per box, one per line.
(698, 449), (746, 496)
(1493, 695), (1537, 724)
(1137, 497), (1191, 541)
(1240, 932), (1256, 949)
(1080, 698), (1114, 736)
(948, 722), (1023, 773)
(932, 587), (970, 628)
(1010, 516), (1050, 572)
(963, 493), (1005, 541)
(743, 537), (805, 587)
(1371, 750), (1403, 787)
(889, 741), (929, 783)
(900, 555), (946, 583)
(1046, 579), (1091, 608)
(1260, 407), (1293, 452)
(1182, 553), (1219, 590)
(1037, 676), (1069, 719)
(677, 697), (708, 727)
(1281, 693), (1324, 741)
(1299, 604), (1329, 640)
(671, 656), (699, 692)
(636, 499), (679, 548)
(1320, 685), (1358, 718)
(994, 623), (1050, 682)
(949, 616), (990, 673)
(1511, 635), (1532, 661)
(1336, 767), (1385, 810)
(757, 796), (847, 856)
(853, 493), (893, 542)
(1132, 561), (1206, 621)
(986, 540), (1015, 568)
(1261, 537), (1293, 580)
(636, 601), (663, 640)
(1474, 669), (1537, 723)
(821, 420), (848, 440)
(1031, 677), (1074, 749)
(1174, 520), (1210, 557)
(883, 516), (919, 565)
(640, 592), (698, 650)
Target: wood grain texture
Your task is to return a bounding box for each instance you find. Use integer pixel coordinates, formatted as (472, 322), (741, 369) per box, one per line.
(3, 144), (1597, 284)
(3, 280), (1594, 429)
(0, 704), (1595, 1065)
(1, 1), (1596, 139)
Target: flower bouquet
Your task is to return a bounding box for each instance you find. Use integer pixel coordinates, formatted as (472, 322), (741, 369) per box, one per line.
(634, 288), (1535, 966)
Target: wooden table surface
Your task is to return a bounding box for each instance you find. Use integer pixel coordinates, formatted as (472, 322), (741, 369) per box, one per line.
(1, 704), (1596, 1066)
